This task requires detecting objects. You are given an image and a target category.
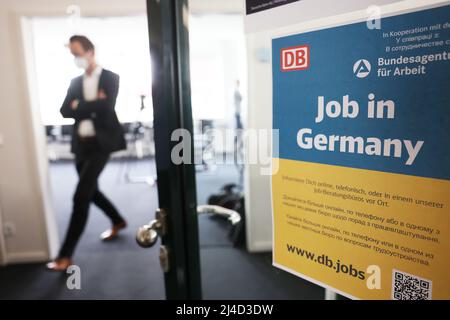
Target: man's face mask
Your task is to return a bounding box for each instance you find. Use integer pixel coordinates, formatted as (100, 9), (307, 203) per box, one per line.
(74, 56), (89, 70)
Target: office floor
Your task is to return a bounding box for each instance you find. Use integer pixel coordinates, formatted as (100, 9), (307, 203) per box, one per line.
(0, 158), (324, 299)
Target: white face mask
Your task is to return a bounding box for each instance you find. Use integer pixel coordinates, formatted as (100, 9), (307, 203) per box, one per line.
(74, 56), (89, 70)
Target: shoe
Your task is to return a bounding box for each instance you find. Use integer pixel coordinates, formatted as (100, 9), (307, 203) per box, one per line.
(46, 257), (72, 272)
(100, 221), (127, 241)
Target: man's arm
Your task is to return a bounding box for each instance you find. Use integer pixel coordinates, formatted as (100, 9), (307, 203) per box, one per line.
(72, 73), (120, 119)
(60, 79), (78, 118)
(60, 78), (93, 120)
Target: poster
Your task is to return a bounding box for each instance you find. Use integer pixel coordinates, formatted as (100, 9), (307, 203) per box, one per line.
(272, 4), (450, 299)
(246, 0), (300, 15)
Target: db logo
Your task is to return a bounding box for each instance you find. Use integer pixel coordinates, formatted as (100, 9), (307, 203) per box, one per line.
(281, 45), (310, 71)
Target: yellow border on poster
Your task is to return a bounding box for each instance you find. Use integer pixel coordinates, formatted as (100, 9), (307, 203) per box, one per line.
(272, 158), (449, 299)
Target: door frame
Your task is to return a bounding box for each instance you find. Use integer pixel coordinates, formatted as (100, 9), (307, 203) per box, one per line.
(146, 0), (202, 299)
(0, 203), (6, 266)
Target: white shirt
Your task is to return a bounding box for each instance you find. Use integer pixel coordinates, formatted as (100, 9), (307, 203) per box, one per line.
(77, 66), (103, 137)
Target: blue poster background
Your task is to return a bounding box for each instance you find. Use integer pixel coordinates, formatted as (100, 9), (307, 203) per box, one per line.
(273, 5), (450, 180)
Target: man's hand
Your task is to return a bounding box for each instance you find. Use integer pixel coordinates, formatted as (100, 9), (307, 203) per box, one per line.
(98, 89), (107, 100)
(70, 99), (79, 110)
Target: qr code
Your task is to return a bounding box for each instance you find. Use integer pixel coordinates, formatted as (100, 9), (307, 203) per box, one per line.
(392, 269), (432, 300)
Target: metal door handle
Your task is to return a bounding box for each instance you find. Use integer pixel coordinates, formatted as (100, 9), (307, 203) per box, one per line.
(197, 205), (241, 225)
(136, 208), (167, 248)
(136, 224), (158, 248)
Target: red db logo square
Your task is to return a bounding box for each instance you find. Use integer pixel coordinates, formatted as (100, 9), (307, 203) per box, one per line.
(281, 45), (310, 71)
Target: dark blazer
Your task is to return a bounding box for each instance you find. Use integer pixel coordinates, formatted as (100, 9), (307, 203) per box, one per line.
(60, 69), (126, 155)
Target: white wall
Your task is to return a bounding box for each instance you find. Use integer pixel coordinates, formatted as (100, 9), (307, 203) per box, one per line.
(0, 1), (52, 264)
(0, 204), (6, 265)
(243, 0), (408, 252)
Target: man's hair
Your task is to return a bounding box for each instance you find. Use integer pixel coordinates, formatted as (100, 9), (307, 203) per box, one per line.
(69, 35), (95, 52)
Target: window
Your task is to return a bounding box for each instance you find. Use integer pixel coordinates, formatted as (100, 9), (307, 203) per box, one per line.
(30, 15), (152, 126)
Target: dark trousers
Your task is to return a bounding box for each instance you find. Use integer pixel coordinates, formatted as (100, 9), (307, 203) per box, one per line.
(58, 138), (124, 258)
(235, 114), (243, 130)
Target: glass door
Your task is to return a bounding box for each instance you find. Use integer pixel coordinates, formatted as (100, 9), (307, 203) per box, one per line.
(138, 0), (326, 301)
(137, 0), (201, 300)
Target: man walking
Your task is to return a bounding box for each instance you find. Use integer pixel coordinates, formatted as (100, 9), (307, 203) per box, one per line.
(47, 35), (127, 271)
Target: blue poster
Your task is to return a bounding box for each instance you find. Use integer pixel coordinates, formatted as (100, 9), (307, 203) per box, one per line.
(272, 4), (450, 300)
(273, 5), (450, 181)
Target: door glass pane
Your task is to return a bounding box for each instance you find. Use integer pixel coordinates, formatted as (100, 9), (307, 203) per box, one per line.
(188, 11), (324, 299)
